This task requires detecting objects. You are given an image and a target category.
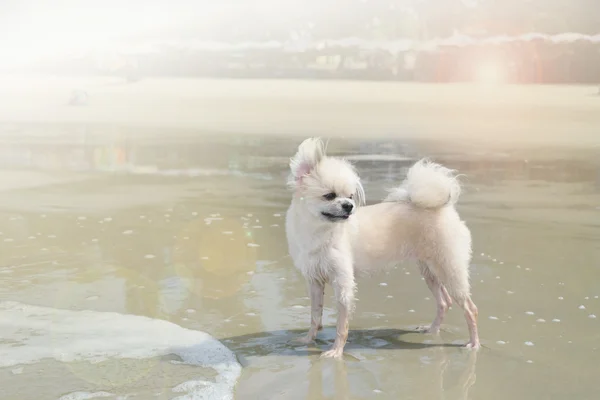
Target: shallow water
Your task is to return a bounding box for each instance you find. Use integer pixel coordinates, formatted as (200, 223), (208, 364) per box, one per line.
(0, 129), (599, 400)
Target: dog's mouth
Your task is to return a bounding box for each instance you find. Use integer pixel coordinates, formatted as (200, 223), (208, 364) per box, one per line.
(321, 212), (350, 221)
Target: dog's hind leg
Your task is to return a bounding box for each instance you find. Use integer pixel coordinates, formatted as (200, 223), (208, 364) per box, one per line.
(418, 261), (449, 334)
(458, 296), (480, 350)
(435, 261), (480, 350)
(450, 294), (480, 350)
(441, 285), (452, 308)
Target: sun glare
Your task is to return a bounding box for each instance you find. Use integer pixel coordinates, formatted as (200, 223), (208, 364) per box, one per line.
(0, 3), (196, 68)
(474, 63), (506, 85)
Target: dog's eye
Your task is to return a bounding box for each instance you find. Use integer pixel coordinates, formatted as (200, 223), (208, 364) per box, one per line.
(323, 192), (336, 201)
(349, 194), (354, 199)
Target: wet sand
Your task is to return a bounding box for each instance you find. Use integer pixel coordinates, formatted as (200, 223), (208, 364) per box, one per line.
(0, 80), (599, 399)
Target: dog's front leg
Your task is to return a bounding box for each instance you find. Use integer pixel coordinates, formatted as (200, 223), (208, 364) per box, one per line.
(321, 269), (355, 359)
(297, 280), (325, 344)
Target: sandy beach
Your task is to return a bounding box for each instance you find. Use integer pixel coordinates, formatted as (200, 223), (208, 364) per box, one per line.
(1, 131), (598, 399)
(1, 75), (599, 399)
(1, 75), (600, 146)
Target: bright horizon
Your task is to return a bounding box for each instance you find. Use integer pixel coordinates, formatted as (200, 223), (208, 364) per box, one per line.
(2, 1), (599, 68)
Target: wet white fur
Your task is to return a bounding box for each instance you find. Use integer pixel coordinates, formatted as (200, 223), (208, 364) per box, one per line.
(285, 138), (480, 358)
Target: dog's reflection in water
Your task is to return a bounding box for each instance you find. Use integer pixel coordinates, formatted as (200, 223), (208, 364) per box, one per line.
(305, 348), (477, 400)
(306, 357), (350, 400)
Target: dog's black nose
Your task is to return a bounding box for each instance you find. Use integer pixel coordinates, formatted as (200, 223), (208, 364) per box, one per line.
(342, 202), (354, 213)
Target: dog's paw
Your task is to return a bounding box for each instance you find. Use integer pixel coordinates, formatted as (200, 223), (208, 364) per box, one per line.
(320, 347), (344, 359)
(464, 341), (481, 350)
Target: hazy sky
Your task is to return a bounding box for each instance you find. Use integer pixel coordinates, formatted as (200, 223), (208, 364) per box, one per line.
(0, 1), (231, 65)
(0, 1), (596, 68)
(1, 1), (216, 41)
(0, 0), (346, 67)
(0, 0), (319, 38)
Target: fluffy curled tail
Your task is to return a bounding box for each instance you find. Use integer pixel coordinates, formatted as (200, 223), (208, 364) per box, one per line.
(385, 159), (461, 209)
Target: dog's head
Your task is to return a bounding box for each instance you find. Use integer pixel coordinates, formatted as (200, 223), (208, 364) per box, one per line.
(288, 138), (365, 222)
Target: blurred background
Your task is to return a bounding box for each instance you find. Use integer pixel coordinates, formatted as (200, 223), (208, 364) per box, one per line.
(1, 0), (599, 84)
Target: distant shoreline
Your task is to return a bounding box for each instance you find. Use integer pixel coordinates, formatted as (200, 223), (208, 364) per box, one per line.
(1, 75), (599, 147)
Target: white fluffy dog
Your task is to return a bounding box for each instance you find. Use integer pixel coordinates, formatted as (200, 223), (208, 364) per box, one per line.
(285, 138), (479, 358)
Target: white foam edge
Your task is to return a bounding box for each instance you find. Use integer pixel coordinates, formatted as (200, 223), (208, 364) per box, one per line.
(0, 301), (241, 400)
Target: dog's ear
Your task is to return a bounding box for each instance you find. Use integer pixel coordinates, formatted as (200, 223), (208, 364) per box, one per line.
(289, 137), (326, 184)
(355, 178), (366, 207)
